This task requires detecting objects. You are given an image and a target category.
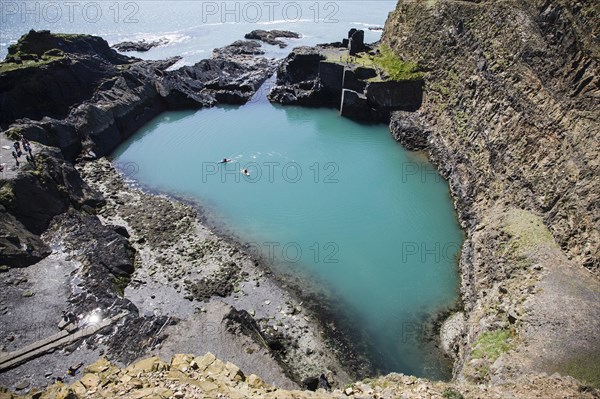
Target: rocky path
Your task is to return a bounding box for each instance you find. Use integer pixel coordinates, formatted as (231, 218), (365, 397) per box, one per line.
(12, 353), (597, 399)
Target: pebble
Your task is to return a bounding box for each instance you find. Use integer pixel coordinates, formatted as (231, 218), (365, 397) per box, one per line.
(15, 381), (29, 390)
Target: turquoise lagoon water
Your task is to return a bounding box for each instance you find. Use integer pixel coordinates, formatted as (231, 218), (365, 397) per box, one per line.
(113, 88), (463, 379)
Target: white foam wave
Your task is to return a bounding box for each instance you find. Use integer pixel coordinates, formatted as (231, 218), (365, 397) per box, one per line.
(351, 22), (381, 27)
(258, 18), (311, 25)
(109, 33), (191, 48)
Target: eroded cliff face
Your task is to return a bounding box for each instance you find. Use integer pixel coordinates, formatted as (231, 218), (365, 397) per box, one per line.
(384, 0), (599, 385)
(384, 0), (598, 272)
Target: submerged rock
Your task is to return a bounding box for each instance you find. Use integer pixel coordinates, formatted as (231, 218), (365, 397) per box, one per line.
(244, 30), (300, 48)
(112, 38), (170, 52)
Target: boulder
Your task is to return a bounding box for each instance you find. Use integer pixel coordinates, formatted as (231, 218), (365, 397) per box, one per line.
(127, 356), (169, 373)
(440, 312), (466, 357)
(302, 376), (319, 391)
(0, 204), (51, 267)
(244, 30), (300, 48)
(0, 147), (105, 234)
(112, 38), (169, 52)
(192, 353), (217, 371)
(170, 354), (194, 372)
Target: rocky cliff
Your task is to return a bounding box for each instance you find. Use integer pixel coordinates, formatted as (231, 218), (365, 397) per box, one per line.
(384, 0), (599, 272)
(384, 0), (599, 387)
(1, 30), (276, 160)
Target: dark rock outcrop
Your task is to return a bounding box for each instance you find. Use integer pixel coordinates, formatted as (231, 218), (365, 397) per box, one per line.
(1, 30), (277, 161)
(112, 38), (169, 52)
(244, 30), (300, 48)
(319, 61), (345, 103)
(0, 30), (134, 128)
(389, 111), (430, 150)
(365, 80), (423, 112)
(340, 89), (371, 121)
(0, 205), (51, 268)
(268, 29), (423, 121)
(268, 47), (329, 106)
(275, 47), (323, 85)
(213, 40), (265, 57)
(55, 210), (135, 277)
(0, 147), (104, 234)
(347, 29), (366, 55)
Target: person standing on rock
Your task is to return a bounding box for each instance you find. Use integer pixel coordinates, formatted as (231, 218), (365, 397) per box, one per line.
(13, 141), (23, 157)
(22, 138), (32, 155)
(12, 151), (19, 167)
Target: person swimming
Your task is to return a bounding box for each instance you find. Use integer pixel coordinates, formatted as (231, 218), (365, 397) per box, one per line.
(241, 168), (250, 176)
(219, 158), (232, 163)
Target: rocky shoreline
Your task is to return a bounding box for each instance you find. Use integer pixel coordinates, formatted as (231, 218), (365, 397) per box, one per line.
(0, 30), (362, 393)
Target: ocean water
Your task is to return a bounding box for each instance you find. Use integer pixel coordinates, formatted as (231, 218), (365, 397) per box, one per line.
(1, 0), (394, 62)
(3, 0), (463, 380)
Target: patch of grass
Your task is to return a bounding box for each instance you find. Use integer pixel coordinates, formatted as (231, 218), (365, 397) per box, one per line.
(373, 44), (423, 81)
(471, 329), (512, 361)
(502, 209), (557, 256)
(0, 184), (15, 206)
(4, 127), (23, 140)
(0, 53), (64, 73)
(442, 388), (465, 399)
(112, 274), (131, 297)
(325, 44), (423, 82)
(561, 352), (600, 389)
(0, 30), (79, 73)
